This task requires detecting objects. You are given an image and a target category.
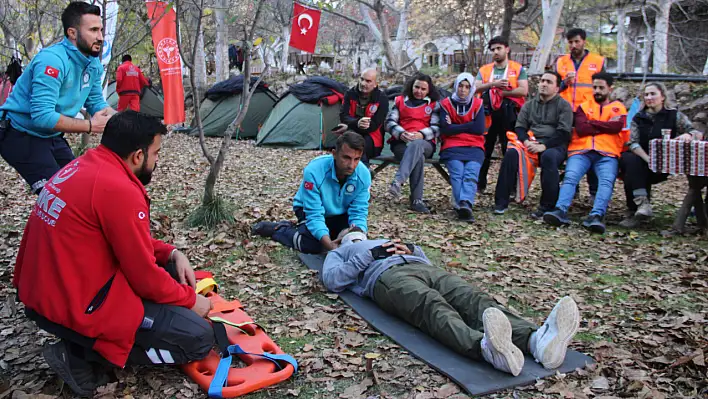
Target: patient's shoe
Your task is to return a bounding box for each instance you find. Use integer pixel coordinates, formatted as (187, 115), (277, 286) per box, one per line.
(481, 307), (524, 376)
(251, 221), (291, 238)
(528, 296), (580, 369)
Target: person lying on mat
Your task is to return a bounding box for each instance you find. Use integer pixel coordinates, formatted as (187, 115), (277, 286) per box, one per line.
(252, 132), (371, 253)
(321, 228), (580, 376)
(13, 111), (214, 396)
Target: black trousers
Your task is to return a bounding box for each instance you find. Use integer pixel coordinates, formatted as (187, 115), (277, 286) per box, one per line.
(26, 262), (213, 367)
(495, 146), (567, 210)
(362, 135), (382, 166)
(478, 104), (517, 190)
(620, 151), (668, 211)
(0, 123), (75, 194)
(271, 207), (350, 254)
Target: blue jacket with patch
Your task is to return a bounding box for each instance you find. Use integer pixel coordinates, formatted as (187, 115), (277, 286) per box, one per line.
(0, 38), (108, 138)
(293, 155), (371, 241)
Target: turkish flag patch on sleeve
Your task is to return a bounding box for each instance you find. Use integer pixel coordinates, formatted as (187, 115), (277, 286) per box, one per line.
(44, 66), (60, 79)
(304, 181), (314, 190)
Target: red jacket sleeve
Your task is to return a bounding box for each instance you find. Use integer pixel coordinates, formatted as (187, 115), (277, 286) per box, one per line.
(574, 108), (597, 137)
(152, 239), (175, 267)
(95, 184), (195, 308)
(589, 116), (625, 134)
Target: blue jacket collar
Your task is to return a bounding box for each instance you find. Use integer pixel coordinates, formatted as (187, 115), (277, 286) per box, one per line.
(60, 37), (95, 67)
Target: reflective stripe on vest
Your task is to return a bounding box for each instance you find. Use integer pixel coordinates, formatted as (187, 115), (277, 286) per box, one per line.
(439, 97), (485, 151)
(569, 99), (628, 158)
(349, 99), (383, 148)
(556, 53), (605, 110)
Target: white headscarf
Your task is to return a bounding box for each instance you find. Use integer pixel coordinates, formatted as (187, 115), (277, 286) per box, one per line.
(451, 72), (476, 105)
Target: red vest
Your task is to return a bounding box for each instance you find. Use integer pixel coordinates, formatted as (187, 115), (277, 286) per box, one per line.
(349, 99), (383, 148)
(392, 96), (436, 143)
(439, 97), (485, 151)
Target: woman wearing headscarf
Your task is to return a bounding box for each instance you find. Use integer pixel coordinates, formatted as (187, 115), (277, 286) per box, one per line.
(619, 82), (704, 228)
(438, 73), (487, 221)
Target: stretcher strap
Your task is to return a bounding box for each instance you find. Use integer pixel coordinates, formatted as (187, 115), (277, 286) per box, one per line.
(195, 278), (218, 295)
(208, 322), (298, 398)
(208, 316), (265, 336)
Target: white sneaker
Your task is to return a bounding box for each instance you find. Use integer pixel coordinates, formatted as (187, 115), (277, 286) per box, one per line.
(528, 296), (580, 369)
(634, 196), (653, 220)
(481, 308), (524, 376)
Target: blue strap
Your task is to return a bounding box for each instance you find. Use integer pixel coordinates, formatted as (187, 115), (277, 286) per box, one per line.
(207, 344), (298, 398)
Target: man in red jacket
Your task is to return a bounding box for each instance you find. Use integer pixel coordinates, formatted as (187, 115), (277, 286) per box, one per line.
(115, 54), (150, 111)
(13, 111), (213, 396)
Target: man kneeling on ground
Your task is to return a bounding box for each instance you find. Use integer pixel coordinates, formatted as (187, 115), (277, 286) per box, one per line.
(13, 111), (214, 396)
(252, 132), (371, 253)
(321, 229), (580, 376)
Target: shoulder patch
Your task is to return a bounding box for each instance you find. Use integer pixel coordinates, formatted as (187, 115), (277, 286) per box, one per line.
(44, 66), (60, 79)
(304, 181), (314, 190)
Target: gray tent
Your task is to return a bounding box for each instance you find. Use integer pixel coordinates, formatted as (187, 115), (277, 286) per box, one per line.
(105, 81), (164, 118)
(190, 89), (278, 138)
(255, 93), (341, 150)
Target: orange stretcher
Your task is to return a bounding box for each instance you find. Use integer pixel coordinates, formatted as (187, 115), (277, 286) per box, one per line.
(182, 271), (297, 398)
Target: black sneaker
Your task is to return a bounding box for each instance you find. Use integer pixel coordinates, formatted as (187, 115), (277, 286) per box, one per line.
(543, 208), (570, 226)
(493, 205), (507, 215)
(582, 214), (606, 234)
(251, 221), (291, 238)
(410, 199), (431, 214)
(456, 201), (473, 220)
(530, 208), (550, 220)
(42, 341), (109, 397)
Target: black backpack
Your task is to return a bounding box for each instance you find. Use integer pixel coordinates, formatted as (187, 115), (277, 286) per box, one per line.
(6, 56), (22, 84)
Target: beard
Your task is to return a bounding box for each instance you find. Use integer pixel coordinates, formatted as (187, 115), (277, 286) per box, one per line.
(137, 159), (157, 186)
(76, 31), (102, 57)
(594, 94), (608, 103)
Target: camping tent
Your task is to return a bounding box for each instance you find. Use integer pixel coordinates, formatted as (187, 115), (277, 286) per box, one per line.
(256, 76), (347, 150)
(189, 75), (278, 139)
(105, 81), (165, 118)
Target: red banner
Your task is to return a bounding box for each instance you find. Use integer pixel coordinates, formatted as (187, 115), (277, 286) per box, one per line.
(289, 3), (321, 53)
(146, 1), (184, 124)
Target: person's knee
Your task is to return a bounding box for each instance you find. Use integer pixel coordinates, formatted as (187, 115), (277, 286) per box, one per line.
(183, 314), (214, 360)
(408, 139), (429, 153)
(540, 150), (562, 167)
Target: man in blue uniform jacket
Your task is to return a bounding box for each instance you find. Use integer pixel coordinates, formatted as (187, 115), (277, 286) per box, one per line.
(252, 132), (371, 253)
(0, 2), (115, 194)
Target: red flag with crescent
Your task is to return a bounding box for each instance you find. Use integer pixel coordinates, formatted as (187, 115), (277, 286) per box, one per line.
(289, 3), (321, 53)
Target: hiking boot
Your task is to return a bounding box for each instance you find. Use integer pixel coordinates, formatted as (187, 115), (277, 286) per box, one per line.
(388, 181), (402, 199)
(410, 199), (431, 214)
(619, 216), (641, 229)
(481, 308), (524, 376)
(582, 214), (606, 234)
(251, 221), (291, 238)
(42, 341), (109, 397)
(528, 296), (580, 370)
(543, 208), (570, 227)
(634, 196), (653, 220)
(456, 201), (473, 220)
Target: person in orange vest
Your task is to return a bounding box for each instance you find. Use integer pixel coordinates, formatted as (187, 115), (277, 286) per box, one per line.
(475, 36), (528, 193)
(339, 68), (389, 165)
(438, 73), (486, 222)
(386, 73), (441, 214)
(115, 54), (150, 112)
(543, 72), (627, 234)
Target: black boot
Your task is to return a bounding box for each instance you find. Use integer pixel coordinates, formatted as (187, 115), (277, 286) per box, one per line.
(42, 341), (109, 397)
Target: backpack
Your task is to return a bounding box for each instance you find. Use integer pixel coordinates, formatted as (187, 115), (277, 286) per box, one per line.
(6, 56), (22, 84)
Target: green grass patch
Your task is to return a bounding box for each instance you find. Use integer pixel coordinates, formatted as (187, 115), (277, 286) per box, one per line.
(575, 332), (605, 343)
(508, 298), (544, 318)
(592, 273), (626, 285)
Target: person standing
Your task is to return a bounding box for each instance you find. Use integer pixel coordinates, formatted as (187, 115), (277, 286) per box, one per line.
(115, 54), (150, 112)
(555, 28), (605, 111)
(475, 36), (528, 193)
(0, 2), (114, 194)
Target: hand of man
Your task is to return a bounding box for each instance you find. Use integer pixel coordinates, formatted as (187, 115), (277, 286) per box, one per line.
(677, 133), (693, 142)
(90, 110), (112, 133)
(400, 132), (412, 143)
(445, 115), (452, 125)
(565, 71), (576, 84)
(191, 294), (212, 318)
(171, 250), (196, 289)
(358, 118), (371, 130)
(381, 239), (413, 255)
(410, 132), (424, 141)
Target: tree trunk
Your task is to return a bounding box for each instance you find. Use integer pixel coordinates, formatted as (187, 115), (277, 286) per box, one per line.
(280, 24), (291, 72)
(392, 0), (410, 57)
(616, 6), (626, 73)
(703, 55), (708, 75)
(529, 0), (564, 74)
(194, 24), (208, 101)
(652, 0), (672, 74)
(372, 1), (399, 71)
(214, 0), (229, 81)
(640, 5), (653, 75)
(501, 0), (515, 40)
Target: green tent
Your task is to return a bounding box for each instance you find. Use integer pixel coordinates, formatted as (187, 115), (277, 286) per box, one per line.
(189, 89), (278, 138)
(105, 81), (164, 118)
(255, 93), (341, 149)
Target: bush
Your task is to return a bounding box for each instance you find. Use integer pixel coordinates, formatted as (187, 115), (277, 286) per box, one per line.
(187, 195), (235, 228)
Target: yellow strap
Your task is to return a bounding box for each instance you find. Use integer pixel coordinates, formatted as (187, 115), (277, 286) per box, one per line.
(208, 316), (264, 336)
(195, 278), (218, 295)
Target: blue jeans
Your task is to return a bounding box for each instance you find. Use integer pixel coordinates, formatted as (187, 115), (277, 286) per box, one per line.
(445, 149), (484, 207)
(556, 151), (618, 217)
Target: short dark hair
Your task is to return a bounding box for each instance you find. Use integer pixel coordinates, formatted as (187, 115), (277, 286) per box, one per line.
(402, 73), (440, 102)
(591, 72), (613, 86)
(122, 54), (132, 62)
(336, 131), (365, 152)
(62, 2), (101, 37)
(542, 71), (563, 86)
(101, 111), (167, 159)
(488, 36), (509, 49)
(566, 28), (586, 41)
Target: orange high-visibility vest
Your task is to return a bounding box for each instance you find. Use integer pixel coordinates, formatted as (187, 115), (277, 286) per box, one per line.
(569, 99), (628, 158)
(556, 53), (605, 110)
(479, 60), (523, 89)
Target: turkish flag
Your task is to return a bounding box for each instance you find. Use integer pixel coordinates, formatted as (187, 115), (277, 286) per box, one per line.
(289, 3), (321, 53)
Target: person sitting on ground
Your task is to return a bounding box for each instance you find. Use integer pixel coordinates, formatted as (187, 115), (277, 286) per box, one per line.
(385, 73), (441, 214)
(438, 72), (486, 222)
(13, 111), (214, 396)
(543, 72), (627, 234)
(321, 229), (580, 376)
(619, 82), (704, 228)
(493, 71), (573, 218)
(252, 132), (371, 253)
(339, 68), (389, 165)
